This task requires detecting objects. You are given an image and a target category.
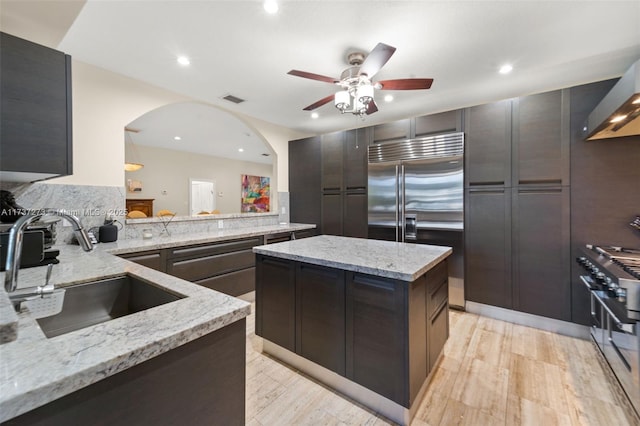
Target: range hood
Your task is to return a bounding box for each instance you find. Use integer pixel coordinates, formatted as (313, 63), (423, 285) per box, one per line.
(586, 59), (640, 141)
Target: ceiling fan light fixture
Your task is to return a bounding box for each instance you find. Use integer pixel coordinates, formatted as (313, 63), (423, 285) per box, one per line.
(357, 84), (374, 105)
(334, 90), (351, 112)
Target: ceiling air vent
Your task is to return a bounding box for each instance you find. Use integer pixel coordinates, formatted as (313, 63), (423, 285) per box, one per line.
(221, 94), (246, 104)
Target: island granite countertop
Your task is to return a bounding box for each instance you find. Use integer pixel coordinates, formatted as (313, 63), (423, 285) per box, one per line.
(253, 235), (452, 281)
(0, 222), (315, 422)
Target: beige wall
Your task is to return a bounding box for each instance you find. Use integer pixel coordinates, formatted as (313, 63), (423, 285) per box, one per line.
(48, 60), (308, 193)
(126, 145), (273, 215)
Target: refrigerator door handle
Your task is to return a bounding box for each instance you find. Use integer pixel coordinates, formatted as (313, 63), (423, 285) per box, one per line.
(400, 164), (405, 242)
(405, 214), (417, 241)
(395, 165), (400, 242)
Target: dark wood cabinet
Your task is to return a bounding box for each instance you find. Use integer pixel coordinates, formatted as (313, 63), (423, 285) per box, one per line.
(464, 88), (572, 321)
(321, 132), (344, 191)
(343, 191), (368, 238)
(346, 272), (407, 403)
(118, 250), (166, 272)
(0, 32), (72, 182)
(321, 192), (343, 236)
(465, 187), (512, 309)
(414, 110), (461, 137)
(318, 129), (369, 238)
(255, 255), (296, 352)
(119, 237), (261, 297)
(7, 320), (246, 426)
(464, 100), (512, 187)
(296, 263), (346, 375)
(372, 119), (410, 142)
(513, 90), (570, 185)
(255, 253), (449, 409)
(344, 129), (368, 190)
(167, 237), (261, 297)
(289, 136), (321, 233)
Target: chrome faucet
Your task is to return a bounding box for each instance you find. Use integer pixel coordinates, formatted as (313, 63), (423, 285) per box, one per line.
(4, 209), (94, 294)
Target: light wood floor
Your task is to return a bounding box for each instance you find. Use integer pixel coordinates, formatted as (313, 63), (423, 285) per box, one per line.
(245, 305), (639, 425)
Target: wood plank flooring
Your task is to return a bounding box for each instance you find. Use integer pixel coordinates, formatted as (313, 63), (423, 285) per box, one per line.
(245, 305), (639, 425)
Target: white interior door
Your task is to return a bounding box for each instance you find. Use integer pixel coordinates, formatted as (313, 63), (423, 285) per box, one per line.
(190, 179), (216, 215)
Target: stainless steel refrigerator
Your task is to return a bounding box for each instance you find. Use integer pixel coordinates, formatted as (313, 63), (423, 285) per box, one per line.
(368, 132), (465, 308)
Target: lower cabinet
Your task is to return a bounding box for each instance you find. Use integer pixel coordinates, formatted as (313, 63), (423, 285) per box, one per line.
(255, 254), (449, 408)
(465, 185), (570, 321)
(118, 236), (264, 297)
(167, 238), (260, 297)
(346, 272), (407, 403)
(5, 320), (246, 426)
(255, 255), (296, 351)
(465, 187), (512, 308)
(296, 263), (346, 375)
(512, 186), (570, 321)
(118, 249), (167, 272)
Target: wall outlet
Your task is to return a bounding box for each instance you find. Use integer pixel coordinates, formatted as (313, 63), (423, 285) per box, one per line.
(218, 220), (224, 229)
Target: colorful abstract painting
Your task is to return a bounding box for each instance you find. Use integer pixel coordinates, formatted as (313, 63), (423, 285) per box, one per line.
(241, 175), (270, 213)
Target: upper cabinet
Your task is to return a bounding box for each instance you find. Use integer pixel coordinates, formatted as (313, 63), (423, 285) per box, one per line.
(372, 119), (410, 143)
(0, 32), (73, 183)
(414, 110), (461, 137)
(464, 90), (570, 188)
(512, 90), (570, 185)
(372, 110), (462, 143)
(321, 128), (369, 192)
(464, 100), (512, 187)
(289, 136), (321, 234)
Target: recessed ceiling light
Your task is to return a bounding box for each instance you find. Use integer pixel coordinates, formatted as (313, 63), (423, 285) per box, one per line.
(384, 94), (394, 102)
(264, 0), (278, 14)
(238, 148), (244, 152)
(610, 114), (627, 123)
(174, 136), (181, 141)
(499, 64), (513, 74)
(311, 112), (319, 119)
(177, 56), (190, 66)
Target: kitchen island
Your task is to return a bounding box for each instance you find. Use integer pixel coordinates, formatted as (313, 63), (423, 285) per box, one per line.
(253, 235), (452, 425)
(0, 223), (314, 425)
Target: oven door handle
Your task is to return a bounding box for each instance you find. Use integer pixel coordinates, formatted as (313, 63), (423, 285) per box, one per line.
(593, 291), (635, 334)
(606, 315), (633, 372)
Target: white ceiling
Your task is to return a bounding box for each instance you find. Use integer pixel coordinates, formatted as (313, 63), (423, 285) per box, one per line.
(2, 1), (640, 147)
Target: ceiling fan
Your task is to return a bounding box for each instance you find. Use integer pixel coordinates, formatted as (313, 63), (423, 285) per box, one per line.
(288, 42), (433, 116)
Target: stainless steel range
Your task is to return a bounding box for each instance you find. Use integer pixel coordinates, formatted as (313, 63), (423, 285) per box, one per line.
(577, 245), (640, 416)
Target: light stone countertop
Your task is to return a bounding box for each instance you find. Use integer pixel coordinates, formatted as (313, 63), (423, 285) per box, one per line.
(0, 223), (315, 422)
(253, 235), (452, 282)
(104, 222), (317, 255)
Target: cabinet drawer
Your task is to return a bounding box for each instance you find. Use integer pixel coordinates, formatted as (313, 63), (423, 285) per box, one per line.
(168, 249), (255, 281)
(428, 300), (449, 371)
(118, 250), (166, 272)
(168, 237), (262, 260)
(426, 260), (448, 316)
(195, 267), (255, 297)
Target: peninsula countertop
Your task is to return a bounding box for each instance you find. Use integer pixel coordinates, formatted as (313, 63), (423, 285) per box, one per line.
(0, 222), (315, 422)
(253, 235), (452, 281)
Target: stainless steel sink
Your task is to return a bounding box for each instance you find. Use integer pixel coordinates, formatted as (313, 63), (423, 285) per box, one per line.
(36, 275), (184, 338)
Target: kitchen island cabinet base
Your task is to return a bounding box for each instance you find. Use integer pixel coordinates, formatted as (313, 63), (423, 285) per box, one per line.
(262, 339), (443, 425)
(254, 237), (452, 426)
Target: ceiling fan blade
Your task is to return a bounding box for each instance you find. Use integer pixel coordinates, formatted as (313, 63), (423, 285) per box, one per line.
(288, 70), (338, 84)
(378, 78), (434, 90)
(366, 100), (378, 115)
(303, 94), (335, 111)
(358, 43), (396, 79)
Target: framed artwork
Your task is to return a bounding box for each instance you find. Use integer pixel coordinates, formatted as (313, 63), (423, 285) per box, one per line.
(241, 175), (270, 212)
